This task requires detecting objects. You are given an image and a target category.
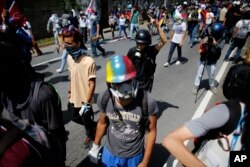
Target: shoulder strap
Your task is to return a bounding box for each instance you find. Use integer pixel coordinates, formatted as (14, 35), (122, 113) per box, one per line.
(137, 89), (149, 131)
(101, 90), (111, 113)
(219, 100), (242, 135)
(0, 119), (23, 156)
(192, 100), (241, 153)
(29, 81), (43, 122)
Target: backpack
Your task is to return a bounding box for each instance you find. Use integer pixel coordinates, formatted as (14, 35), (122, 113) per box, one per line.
(192, 100), (250, 166)
(101, 89), (149, 131)
(127, 47), (157, 92)
(0, 81), (61, 167)
(236, 20), (250, 39)
(0, 118), (56, 167)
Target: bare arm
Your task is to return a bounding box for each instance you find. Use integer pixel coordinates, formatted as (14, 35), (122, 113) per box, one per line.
(162, 125), (206, 167)
(86, 78), (96, 103)
(94, 112), (108, 145)
(138, 115), (157, 167)
(149, 15), (167, 51)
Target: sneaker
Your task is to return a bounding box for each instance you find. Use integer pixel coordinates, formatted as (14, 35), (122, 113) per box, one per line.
(163, 62), (169, 67)
(210, 87), (217, 95)
(83, 137), (93, 148)
(175, 60), (181, 65)
(190, 44), (193, 48)
(192, 86), (199, 95)
(56, 69), (63, 73)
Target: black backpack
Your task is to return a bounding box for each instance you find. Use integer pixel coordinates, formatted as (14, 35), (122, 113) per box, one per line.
(192, 100), (247, 153)
(0, 81), (62, 167)
(101, 89), (150, 131)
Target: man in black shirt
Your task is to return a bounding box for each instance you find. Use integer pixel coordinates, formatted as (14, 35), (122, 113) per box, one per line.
(127, 16), (167, 92)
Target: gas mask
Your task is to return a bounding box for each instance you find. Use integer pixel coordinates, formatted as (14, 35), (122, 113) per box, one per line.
(135, 48), (142, 57)
(110, 80), (139, 100)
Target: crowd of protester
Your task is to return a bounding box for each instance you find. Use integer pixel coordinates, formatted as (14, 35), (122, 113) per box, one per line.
(1, 0), (250, 167)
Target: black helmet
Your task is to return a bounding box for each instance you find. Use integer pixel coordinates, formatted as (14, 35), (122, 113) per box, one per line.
(211, 22), (224, 40)
(135, 29), (151, 45)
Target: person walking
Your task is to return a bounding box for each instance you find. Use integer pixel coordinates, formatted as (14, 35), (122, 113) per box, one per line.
(47, 13), (61, 53)
(129, 5), (140, 40)
(109, 12), (117, 39)
(63, 27), (97, 148)
(224, 11), (250, 64)
(118, 13), (128, 39)
(163, 13), (186, 67)
(89, 11), (106, 57)
(22, 16), (43, 56)
(89, 55), (159, 167)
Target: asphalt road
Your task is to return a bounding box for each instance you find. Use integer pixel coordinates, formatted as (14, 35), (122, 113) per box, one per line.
(31, 27), (247, 167)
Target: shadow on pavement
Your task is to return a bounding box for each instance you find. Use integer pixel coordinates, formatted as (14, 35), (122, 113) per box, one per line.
(43, 71), (53, 78)
(34, 64), (49, 71)
(149, 143), (170, 167)
(156, 101), (179, 118)
(47, 75), (70, 84)
(76, 156), (101, 167)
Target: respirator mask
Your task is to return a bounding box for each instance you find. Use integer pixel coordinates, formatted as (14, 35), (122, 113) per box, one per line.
(135, 48), (142, 57)
(110, 80), (139, 100)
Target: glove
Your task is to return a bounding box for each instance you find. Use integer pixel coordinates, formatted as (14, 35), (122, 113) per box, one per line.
(79, 102), (91, 116)
(88, 143), (102, 164)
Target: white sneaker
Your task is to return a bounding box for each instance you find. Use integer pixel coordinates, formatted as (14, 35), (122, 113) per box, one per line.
(175, 60), (181, 65)
(163, 62), (169, 67)
(56, 69), (63, 73)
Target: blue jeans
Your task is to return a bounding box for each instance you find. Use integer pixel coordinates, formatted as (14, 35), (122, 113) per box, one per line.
(101, 146), (143, 167)
(189, 24), (198, 45)
(194, 61), (216, 87)
(130, 23), (138, 39)
(58, 49), (68, 71)
(224, 38), (246, 61)
(167, 42), (182, 63)
(91, 38), (105, 57)
(119, 25), (127, 38)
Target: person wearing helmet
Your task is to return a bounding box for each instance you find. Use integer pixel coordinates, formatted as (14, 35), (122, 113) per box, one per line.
(192, 36), (221, 95)
(210, 22), (225, 48)
(127, 16), (167, 92)
(88, 55), (159, 167)
(163, 12), (187, 67)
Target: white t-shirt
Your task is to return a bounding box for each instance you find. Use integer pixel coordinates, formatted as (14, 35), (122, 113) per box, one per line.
(119, 17), (126, 26)
(235, 19), (250, 39)
(22, 21), (32, 37)
(79, 17), (87, 28)
(205, 12), (214, 25)
(172, 22), (187, 44)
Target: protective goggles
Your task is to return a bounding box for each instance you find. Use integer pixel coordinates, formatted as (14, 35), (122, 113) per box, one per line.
(109, 79), (139, 100)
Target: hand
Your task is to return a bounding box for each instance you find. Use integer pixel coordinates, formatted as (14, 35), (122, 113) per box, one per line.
(79, 102), (91, 116)
(179, 41), (183, 47)
(47, 29), (50, 33)
(137, 161), (148, 167)
(88, 143), (102, 164)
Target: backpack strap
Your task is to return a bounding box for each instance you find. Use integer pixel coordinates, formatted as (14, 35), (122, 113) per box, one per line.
(101, 89), (111, 114)
(0, 119), (23, 157)
(192, 100), (241, 153)
(28, 81), (43, 123)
